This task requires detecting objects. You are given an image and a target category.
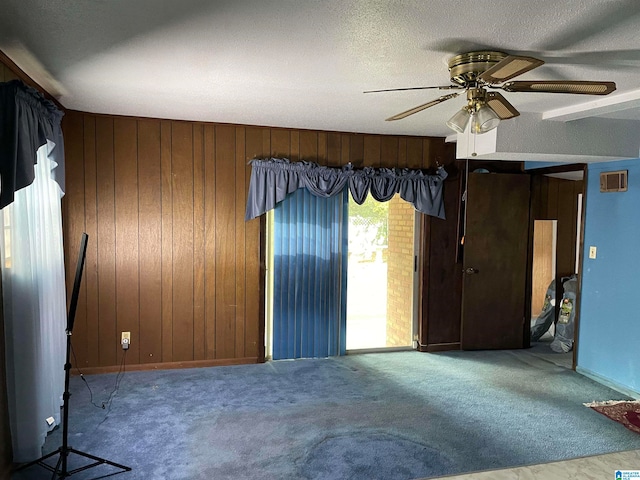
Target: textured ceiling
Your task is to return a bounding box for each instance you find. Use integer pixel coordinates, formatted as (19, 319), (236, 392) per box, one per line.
(2, 0), (640, 140)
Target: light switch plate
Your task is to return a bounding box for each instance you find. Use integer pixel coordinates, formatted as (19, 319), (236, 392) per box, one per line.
(589, 246), (597, 259)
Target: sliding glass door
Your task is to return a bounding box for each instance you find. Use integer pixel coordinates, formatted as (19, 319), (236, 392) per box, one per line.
(265, 189), (418, 360)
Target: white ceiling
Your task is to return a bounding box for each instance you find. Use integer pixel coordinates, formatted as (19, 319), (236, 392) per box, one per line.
(2, 0), (640, 157)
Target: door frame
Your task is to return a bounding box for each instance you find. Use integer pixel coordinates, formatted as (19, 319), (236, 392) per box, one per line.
(525, 163), (587, 370)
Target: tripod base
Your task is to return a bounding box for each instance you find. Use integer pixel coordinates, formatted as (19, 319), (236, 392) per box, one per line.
(14, 236), (130, 479)
(15, 446), (131, 479)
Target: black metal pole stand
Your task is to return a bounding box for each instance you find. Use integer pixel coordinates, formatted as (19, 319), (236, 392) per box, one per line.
(14, 330), (131, 479)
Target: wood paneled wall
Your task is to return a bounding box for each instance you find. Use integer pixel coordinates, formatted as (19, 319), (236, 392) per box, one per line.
(63, 110), (454, 371)
(1, 62), (19, 82)
(420, 161), (464, 348)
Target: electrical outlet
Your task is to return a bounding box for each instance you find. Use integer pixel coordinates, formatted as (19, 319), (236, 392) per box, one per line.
(121, 331), (131, 350)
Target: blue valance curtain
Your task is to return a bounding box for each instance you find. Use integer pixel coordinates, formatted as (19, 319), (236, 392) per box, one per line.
(0, 79), (65, 208)
(245, 158), (448, 221)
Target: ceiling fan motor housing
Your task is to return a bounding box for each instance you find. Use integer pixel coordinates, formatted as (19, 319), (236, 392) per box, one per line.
(448, 51), (507, 86)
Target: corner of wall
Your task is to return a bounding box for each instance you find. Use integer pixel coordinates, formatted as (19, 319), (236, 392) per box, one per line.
(577, 158), (640, 396)
(576, 366), (640, 400)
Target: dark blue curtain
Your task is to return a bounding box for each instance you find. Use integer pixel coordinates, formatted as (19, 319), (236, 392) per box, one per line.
(245, 158), (448, 221)
(0, 80), (65, 208)
(272, 187), (348, 360)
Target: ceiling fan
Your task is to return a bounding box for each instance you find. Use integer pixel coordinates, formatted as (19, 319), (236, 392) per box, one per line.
(365, 51), (617, 134)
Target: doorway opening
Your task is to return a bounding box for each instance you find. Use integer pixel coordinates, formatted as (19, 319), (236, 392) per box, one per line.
(527, 168), (585, 370)
(346, 194), (416, 351)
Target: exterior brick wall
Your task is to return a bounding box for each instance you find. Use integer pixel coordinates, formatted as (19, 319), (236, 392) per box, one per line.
(386, 195), (414, 347)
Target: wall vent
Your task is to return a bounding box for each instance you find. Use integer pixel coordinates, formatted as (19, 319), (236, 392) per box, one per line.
(600, 170), (628, 192)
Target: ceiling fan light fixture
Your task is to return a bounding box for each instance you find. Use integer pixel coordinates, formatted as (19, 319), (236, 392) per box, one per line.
(446, 107), (471, 133)
(472, 105), (500, 133)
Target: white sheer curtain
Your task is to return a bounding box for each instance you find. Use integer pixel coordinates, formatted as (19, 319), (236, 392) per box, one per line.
(0, 140), (67, 462)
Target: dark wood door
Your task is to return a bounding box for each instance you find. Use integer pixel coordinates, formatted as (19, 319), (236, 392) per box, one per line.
(461, 172), (531, 350)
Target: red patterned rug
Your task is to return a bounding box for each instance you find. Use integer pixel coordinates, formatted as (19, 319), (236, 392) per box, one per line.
(584, 400), (640, 434)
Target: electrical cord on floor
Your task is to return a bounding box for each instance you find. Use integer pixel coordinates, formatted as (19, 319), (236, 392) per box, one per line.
(103, 350), (127, 413)
(71, 340), (127, 412)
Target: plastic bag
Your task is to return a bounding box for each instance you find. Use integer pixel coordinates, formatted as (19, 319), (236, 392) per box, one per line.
(530, 279), (556, 342)
(550, 275), (577, 353)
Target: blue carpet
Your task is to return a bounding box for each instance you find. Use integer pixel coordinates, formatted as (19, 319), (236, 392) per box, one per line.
(12, 350), (640, 479)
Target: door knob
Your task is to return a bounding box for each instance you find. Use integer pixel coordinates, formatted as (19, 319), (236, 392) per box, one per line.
(464, 267), (479, 275)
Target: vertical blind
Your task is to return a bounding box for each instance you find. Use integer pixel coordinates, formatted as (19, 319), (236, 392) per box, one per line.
(271, 188), (348, 360)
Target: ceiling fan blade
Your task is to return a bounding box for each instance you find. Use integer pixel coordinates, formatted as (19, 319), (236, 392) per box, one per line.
(479, 55), (545, 84)
(501, 80), (616, 95)
(364, 85), (462, 94)
(385, 93), (460, 121)
(485, 92), (520, 120)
